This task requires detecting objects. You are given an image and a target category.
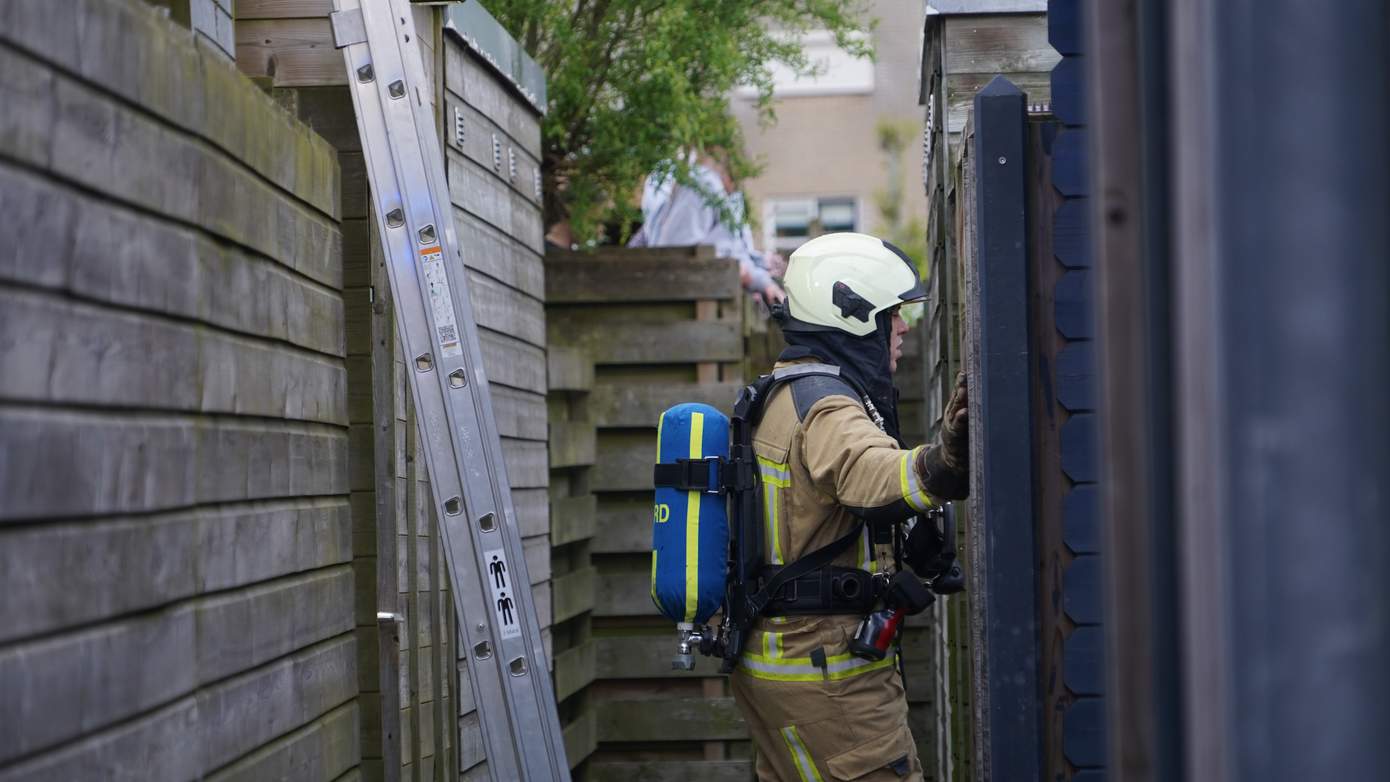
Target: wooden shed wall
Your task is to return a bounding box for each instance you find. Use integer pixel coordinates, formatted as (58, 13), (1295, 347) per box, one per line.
(236, 4), (553, 780)
(443, 29), (553, 782)
(238, 3), (462, 777)
(0, 1), (358, 779)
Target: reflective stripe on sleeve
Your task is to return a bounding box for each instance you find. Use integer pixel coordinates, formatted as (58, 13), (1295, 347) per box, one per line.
(900, 446), (935, 513)
(780, 725), (825, 782)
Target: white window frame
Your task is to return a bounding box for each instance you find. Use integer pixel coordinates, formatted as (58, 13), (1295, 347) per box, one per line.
(761, 195), (863, 256)
(735, 30), (874, 99)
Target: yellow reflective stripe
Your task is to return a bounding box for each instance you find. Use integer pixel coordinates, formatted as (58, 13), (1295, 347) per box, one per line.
(756, 455), (791, 488)
(781, 725), (824, 782)
(900, 447), (934, 512)
(761, 630), (783, 659)
(739, 649), (898, 682)
(765, 482), (783, 565)
(758, 456), (788, 566)
(684, 412), (704, 622)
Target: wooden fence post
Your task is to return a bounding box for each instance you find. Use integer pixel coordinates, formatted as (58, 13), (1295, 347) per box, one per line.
(966, 76), (1040, 781)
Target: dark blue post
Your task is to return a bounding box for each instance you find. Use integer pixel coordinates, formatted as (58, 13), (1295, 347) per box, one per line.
(969, 76), (1040, 780)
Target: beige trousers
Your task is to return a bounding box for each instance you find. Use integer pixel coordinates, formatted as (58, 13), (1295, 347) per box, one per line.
(730, 618), (921, 781)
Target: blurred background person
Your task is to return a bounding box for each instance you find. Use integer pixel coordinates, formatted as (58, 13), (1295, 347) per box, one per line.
(630, 151), (787, 307)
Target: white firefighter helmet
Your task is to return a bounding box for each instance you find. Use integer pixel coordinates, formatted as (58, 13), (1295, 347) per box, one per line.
(781, 232), (927, 337)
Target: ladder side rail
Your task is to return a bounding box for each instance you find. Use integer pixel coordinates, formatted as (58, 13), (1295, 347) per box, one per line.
(378, 0), (565, 773)
(335, 8), (524, 778)
(333, 0), (568, 778)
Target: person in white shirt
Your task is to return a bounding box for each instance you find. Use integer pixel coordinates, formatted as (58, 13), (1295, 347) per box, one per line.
(630, 154), (787, 306)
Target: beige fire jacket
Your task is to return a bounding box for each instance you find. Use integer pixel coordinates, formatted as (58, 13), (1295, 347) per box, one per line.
(751, 359), (938, 576)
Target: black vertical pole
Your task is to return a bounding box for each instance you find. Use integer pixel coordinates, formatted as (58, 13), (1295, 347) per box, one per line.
(969, 76), (1039, 780)
(1172, 1), (1390, 779)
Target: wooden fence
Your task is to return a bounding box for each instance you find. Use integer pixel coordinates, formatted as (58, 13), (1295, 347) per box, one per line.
(545, 246), (753, 780)
(545, 344), (600, 771)
(0, 1), (358, 778)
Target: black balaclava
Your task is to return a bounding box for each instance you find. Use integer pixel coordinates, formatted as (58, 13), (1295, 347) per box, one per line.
(775, 309), (902, 443)
(772, 238), (923, 444)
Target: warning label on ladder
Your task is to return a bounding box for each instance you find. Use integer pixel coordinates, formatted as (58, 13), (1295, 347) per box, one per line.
(420, 245), (463, 358)
(484, 547), (522, 639)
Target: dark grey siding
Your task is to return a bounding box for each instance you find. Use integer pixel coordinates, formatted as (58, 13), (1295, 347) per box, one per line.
(0, 1), (357, 779)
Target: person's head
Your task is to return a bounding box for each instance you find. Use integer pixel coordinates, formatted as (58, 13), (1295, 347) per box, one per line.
(777, 232), (926, 374)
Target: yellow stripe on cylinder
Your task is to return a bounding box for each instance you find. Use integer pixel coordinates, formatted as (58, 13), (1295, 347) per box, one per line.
(684, 412), (704, 622)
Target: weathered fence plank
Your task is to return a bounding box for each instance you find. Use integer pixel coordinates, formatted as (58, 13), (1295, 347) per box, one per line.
(562, 709), (597, 771)
(593, 636), (714, 680)
(587, 760), (753, 782)
(550, 494), (597, 547)
(0, 289), (347, 424)
(0, 410), (348, 521)
(546, 258), (741, 304)
(551, 567), (597, 625)
(590, 496), (651, 554)
(203, 700), (359, 782)
(552, 640), (596, 702)
(549, 420), (597, 469)
(588, 382), (743, 428)
(548, 319), (742, 365)
(595, 571), (658, 617)
(0, 498), (351, 644)
(595, 698), (748, 743)
(443, 39), (542, 157)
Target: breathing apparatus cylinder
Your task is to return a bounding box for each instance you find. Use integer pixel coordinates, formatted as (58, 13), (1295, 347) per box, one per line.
(650, 403), (731, 628)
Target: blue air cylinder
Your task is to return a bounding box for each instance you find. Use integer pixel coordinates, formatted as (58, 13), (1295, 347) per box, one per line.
(651, 403), (730, 626)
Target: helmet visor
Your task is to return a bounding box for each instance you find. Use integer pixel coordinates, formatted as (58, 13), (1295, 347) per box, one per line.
(881, 240), (927, 304)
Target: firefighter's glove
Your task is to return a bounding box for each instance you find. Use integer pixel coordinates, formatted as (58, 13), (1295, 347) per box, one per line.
(942, 370), (969, 473)
(916, 445), (968, 500)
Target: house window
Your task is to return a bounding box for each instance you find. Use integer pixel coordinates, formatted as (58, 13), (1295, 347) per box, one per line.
(764, 197), (860, 255)
(735, 30), (873, 99)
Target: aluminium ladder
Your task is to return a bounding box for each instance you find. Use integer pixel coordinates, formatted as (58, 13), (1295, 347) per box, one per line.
(328, 2), (569, 778)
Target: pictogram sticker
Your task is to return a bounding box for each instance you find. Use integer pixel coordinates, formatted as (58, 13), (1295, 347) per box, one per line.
(483, 547), (521, 639)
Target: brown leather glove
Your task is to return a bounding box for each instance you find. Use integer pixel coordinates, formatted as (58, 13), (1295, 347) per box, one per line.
(941, 370), (969, 473)
(916, 443), (968, 500)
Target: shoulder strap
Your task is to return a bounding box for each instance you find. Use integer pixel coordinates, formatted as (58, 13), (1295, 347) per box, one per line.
(770, 362), (842, 382)
(769, 363), (868, 422)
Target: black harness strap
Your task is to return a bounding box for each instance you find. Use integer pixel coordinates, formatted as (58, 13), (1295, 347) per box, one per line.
(746, 522), (865, 617)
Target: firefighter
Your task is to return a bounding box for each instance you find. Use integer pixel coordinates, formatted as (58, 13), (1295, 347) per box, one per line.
(731, 232), (969, 781)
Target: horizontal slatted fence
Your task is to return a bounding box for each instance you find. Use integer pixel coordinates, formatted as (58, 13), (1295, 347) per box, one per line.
(545, 246), (755, 780)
